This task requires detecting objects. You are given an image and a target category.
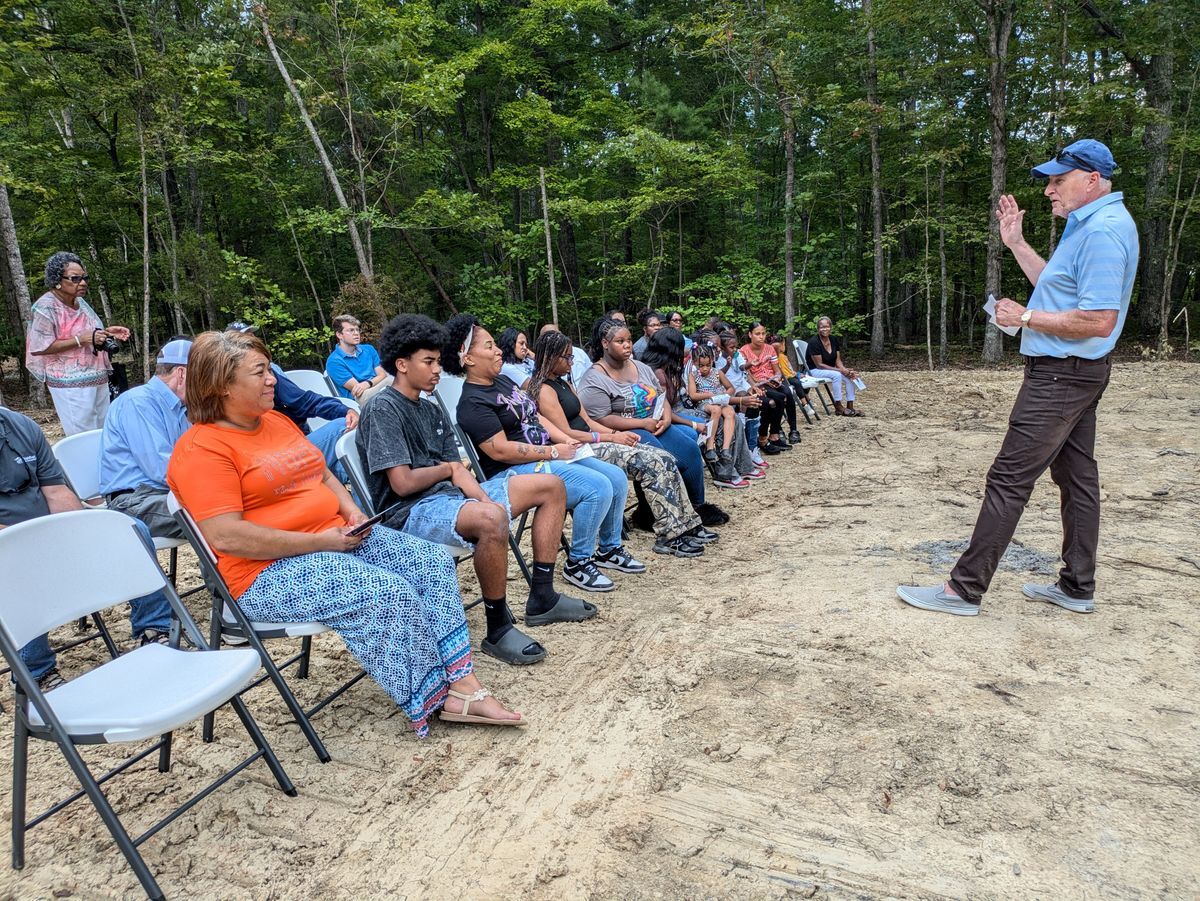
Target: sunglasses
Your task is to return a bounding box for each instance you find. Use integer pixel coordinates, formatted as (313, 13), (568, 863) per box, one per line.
(64, 274), (89, 284)
(1055, 150), (1100, 174)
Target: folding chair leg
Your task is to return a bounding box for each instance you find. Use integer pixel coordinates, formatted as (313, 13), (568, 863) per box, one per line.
(44, 730), (165, 899)
(202, 603), (223, 744)
(157, 732), (173, 774)
(822, 383), (836, 410)
(93, 613), (120, 660)
(166, 546), (178, 587)
(226, 695), (297, 797)
(249, 636), (332, 763)
(11, 705), (28, 869)
(298, 636), (313, 680)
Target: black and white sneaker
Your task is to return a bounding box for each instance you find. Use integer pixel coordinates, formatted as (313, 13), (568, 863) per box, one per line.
(653, 535), (704, 558)
(687, 525), (720, 544)
(563, 558), (616, 592)
(594, 545), (647, 574)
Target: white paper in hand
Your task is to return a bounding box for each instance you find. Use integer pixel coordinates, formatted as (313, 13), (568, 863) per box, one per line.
(984, 294), (1022, 337)
(651, 394), (666, 421)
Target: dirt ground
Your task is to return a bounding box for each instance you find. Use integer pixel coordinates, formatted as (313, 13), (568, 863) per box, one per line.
(1, 361), (1198, 900)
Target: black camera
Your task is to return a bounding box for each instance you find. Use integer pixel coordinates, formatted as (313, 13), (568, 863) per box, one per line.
(98, 335), (122, 355)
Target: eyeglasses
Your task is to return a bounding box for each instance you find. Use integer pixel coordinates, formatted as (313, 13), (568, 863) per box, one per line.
(65, 274), (89, 284)
(1055, 150), (1098, 174)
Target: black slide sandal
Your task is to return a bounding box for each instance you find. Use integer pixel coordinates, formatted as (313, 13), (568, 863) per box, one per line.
(525, 593), (599, 626)
(481, 626), (547, 665)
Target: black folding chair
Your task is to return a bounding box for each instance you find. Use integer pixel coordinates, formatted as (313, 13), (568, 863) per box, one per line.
(0, 510), (295, 901)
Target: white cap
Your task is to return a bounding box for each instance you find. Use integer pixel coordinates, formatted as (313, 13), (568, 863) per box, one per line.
(156, 339), (192, 366)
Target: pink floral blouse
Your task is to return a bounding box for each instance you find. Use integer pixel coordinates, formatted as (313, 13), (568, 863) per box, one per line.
(24, 291), (111, 388)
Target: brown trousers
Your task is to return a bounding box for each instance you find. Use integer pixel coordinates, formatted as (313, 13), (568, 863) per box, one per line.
(949, 355), (1112, 603)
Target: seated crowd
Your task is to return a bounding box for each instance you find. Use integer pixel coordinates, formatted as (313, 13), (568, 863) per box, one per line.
(5, 305), (862, 737)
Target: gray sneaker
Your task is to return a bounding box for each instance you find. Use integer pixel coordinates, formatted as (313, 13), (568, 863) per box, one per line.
(1022, 582), (1094, 614)
(896, 584), (980, 616)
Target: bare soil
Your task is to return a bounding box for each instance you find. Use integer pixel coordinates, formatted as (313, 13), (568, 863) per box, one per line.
(2, 362), (1198, 900)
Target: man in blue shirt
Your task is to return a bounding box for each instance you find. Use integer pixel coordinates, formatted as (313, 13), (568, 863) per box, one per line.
(3, 405), (172, 691)
(100, 338), (194, 539)
(325, 314), (387, 400)
(898, 139), (1137, 618)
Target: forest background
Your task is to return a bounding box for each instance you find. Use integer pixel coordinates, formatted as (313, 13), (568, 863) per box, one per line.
(1, 0), (1198, 394)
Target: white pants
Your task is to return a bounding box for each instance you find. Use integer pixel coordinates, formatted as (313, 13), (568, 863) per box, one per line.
(49, 383), (110, 435)
(810, 368), (855, 402)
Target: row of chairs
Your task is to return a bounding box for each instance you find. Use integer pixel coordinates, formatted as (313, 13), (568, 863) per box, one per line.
(0, 373), (548, 897)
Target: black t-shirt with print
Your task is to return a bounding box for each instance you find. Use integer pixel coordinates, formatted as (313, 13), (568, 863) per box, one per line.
(457, 375), (551, 480)
(355, 386), (461, 528)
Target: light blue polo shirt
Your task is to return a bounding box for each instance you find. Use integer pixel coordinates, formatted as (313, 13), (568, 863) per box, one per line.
(1021, 192), (1138, 360)
(325, 343), (383, 399)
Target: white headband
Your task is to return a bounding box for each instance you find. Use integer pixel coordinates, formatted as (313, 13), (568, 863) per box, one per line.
(458, 325), (475, 366)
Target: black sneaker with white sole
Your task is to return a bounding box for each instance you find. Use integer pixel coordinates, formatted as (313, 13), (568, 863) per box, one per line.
(687, 525), (720, 544)
(563, 558), (616, 592)
(653, 535), (704, 557)
(594, 545), (647, 574)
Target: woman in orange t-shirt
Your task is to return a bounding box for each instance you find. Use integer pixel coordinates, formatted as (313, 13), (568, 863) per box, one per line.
(167, 330), (525, 735)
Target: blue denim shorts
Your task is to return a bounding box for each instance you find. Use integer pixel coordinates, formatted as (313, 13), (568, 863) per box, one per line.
(401, 473), (513, 550)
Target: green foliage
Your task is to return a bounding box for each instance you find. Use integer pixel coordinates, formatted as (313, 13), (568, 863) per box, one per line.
(680, 255), (784, 332)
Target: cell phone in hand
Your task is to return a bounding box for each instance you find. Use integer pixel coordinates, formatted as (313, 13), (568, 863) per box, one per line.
(345, 500), (403, 536)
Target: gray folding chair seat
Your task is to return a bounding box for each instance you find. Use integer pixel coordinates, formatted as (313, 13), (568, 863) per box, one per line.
(0, 509), (295, 901)
(167, 493), (368, 764)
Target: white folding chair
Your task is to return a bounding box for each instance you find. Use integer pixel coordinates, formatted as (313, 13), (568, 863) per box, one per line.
(166, 493), (367, 764)
(792, 339), (836, 414)
(52, 431), (190, 585)
(283, 368), (338, 398)
(306, 395), (360, 432)
(0, 509), (295, 901)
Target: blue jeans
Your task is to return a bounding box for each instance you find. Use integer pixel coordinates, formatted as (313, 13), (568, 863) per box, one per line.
(307, 417), (349, 481)
(506, 457), (627, 560)
(633, 425), (706, 505)
(20, 517), (174, 680)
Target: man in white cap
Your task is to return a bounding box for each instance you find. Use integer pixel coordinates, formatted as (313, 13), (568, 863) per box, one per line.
(897, 138), (1138, 617)
(99, 337), (194, 539)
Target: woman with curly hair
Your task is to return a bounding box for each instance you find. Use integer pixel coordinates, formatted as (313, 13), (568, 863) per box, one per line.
(25, 251), (132, 435)
(528, 329), (709, 557)
(443, 314), (645, 595)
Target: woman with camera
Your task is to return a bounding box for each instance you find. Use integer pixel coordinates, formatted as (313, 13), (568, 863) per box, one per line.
(25, 251), (131, 435)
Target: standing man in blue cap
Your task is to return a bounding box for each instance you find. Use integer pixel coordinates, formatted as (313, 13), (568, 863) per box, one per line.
(897, 139), (1138, 617)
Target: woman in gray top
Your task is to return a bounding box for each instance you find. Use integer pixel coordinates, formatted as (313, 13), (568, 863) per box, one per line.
(576, 317), (729, 527)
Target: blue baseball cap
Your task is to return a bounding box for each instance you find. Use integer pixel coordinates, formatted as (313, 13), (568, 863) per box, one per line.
(1031, 139), (1116, 179)
(225, 321), (258, 333)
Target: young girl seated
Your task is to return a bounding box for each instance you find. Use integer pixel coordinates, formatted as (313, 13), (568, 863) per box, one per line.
(685, 345), (738, 475)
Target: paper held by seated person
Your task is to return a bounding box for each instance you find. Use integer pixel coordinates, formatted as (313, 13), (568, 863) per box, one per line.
(984, 294), (1022, 337)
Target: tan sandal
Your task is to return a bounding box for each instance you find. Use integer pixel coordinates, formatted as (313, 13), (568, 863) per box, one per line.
(439, 687), (528, 727)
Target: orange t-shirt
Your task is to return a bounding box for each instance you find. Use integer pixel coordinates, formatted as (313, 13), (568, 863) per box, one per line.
(167, 410), (343, 598)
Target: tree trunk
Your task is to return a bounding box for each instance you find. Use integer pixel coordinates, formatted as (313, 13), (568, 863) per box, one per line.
(1138, 51), (1174, 337)
(539, 167), (559, 326)
(0, 183), (46, 404)
(865, 0), (886, 358)
(981, 0), (1014, 363)
(782, 98), (796, 329)
(257, 7), (372, 280)
(938, 162), (948, 366)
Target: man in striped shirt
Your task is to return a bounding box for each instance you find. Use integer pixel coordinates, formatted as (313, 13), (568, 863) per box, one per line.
(898, 139), (1138, 617)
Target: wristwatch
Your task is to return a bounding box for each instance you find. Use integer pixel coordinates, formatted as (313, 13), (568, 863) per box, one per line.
(1020, 309), (1034, 326)
(548, 446), (560, 460)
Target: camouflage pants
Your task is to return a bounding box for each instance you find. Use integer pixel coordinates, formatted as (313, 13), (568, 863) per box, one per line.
(591, 441), (700, 541)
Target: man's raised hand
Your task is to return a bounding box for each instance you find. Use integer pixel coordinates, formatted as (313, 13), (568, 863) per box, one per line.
(996, 194), (1026, 250)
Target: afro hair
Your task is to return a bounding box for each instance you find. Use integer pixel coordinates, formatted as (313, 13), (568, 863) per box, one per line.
(378, 314), (447, 376)
(440, 313), (479, 376)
